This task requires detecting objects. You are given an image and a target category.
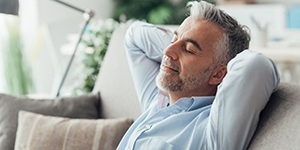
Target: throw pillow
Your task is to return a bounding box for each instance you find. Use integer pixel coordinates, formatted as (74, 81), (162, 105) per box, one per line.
(15, 111), (133, 150)
(0, 93), (101, 150)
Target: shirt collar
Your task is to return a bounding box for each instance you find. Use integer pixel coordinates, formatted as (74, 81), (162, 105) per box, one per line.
(187, 96), (215, 111)
(157, 90), (215, 111)
(172, 96), (214, 111)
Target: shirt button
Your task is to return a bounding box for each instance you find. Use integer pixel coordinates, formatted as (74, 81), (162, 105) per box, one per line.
(145, 124), (151, 130)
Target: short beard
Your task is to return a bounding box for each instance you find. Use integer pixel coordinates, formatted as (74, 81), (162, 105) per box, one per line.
(156, 71), (183, 92)
(155, 67), (212, 93)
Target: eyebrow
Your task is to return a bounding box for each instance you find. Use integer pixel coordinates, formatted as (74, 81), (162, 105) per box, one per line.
(185, 38), (202, 51)
(173, 30), (202, 51)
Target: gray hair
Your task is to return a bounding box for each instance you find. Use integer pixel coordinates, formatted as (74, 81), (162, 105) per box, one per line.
(187, 1), (250, 65)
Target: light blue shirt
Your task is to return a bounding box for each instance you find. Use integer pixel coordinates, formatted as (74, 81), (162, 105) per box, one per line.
(117, 21), (280, 150)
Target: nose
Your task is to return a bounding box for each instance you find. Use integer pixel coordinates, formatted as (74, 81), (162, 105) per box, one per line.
(164, 41), (180, 61)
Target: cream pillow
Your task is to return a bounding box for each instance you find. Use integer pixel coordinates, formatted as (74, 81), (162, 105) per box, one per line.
(15, 111), (133, 150)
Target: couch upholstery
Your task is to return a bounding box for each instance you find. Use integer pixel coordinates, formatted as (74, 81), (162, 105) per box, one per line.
(93, 25), (300, 149)
(248, 83), (300, 149)
(92, 25), (141, 119)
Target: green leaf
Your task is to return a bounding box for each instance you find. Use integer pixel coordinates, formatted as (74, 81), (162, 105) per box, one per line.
(147, 5), (172, 24)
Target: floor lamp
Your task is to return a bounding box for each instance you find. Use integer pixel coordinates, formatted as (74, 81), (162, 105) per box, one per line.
(50, 0), (94, 97)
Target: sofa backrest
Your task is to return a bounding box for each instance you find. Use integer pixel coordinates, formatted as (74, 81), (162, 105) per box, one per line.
(248, 83), (300, 150)
(92, 25), (141, 119)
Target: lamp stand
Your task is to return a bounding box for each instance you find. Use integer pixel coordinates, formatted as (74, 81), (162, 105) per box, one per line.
(52, 0), (94, 97)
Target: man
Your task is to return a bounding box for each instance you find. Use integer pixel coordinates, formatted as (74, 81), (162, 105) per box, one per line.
(117, 1), (279, 150)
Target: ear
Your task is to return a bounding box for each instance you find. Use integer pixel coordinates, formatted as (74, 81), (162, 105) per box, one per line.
(208, 65), (227, 85)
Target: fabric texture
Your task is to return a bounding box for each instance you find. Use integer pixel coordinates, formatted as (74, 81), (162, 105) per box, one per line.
(0, 93), (101, 150)
(117, 21), (280, 150)
(14, 111), (133, 150)
(248, 83), (300, 150)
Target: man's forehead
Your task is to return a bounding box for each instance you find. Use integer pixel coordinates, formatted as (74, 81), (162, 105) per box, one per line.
(174, 17), (224, 53)
(176, 17), (194, 33)
(176, 18), (223, 39)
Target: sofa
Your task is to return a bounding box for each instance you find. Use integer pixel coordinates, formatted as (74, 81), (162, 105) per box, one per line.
(1, 24), (300, 150)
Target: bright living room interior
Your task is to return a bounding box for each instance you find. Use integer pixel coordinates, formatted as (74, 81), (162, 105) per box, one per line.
(0, 0), (300, 149)
(0, 0), (299, 97)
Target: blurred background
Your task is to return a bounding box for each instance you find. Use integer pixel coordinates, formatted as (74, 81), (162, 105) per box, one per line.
(0, 0), (299, 97)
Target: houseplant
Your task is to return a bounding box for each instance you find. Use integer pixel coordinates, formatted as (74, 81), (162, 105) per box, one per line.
(72, 18), (119, 95)
(1, 16), (34, 95)
(112, 0), (217, 25)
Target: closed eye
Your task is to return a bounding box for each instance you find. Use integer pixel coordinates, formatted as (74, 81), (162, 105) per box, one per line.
(185, 38), (202, 51)
(173, 30), (202, 51)
(183, 44), (196, 55)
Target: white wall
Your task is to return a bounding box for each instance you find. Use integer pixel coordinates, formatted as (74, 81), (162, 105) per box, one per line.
(255, 0), (300, 5)
(19, 0), (115, 96)
(220, 0), (300, 5)
(0, 16), (12, 93)
(218, 3), (287, 47)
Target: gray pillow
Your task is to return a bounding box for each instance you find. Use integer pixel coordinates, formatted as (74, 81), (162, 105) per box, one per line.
(0, 93), (101, 150)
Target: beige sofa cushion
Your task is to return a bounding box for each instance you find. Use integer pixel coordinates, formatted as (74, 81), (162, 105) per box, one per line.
(15, 111), (133, 150)
(248, 83), (300, 149)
